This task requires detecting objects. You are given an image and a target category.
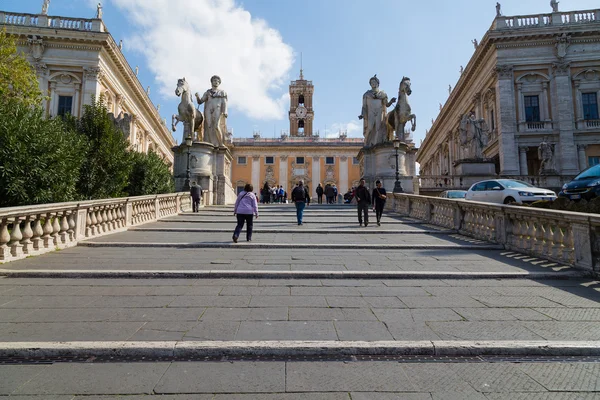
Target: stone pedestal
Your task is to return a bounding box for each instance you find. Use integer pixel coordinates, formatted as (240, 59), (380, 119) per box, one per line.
(358, 141), (415, 195)
(173, 142), (236, 205)
(454, 160), (496, 176)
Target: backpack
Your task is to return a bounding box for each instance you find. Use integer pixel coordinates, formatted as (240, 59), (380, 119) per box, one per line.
(292, 186), (306, 201)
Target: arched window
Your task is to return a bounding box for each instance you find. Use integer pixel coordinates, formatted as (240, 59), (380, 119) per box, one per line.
(299, 94), (305, 105)
(298, 119), (305, 135)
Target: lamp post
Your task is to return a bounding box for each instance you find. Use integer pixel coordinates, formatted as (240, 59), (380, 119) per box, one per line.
(183, 135), (192, 191)
(393, 139), (404, 193)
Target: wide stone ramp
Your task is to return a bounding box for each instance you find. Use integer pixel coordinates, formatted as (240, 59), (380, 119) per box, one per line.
(0, 203), (599, 397)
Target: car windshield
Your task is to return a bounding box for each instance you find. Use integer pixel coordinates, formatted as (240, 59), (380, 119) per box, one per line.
(574, 164), (600, 180)
(448, 191), (466, 198)
(497, 179), (535, 189)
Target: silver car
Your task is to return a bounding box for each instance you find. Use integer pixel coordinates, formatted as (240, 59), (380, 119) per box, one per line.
(465, 179), (557, 205)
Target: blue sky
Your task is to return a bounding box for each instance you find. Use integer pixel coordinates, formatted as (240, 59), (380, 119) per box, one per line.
(4, 0), (599, 145)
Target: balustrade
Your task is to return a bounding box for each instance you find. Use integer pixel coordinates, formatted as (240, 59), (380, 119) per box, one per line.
(1, 11), (99, 31)
(496, 9), (598, 30)
(0, 193), (190, 264)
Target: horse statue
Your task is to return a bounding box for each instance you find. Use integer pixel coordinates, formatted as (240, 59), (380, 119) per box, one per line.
(172, 77), (203, 142)
(386, 77), (417, 142)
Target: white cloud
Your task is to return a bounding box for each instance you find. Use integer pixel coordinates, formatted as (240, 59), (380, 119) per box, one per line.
(322, 120), (362, 139)
(109, 0), (294, 120)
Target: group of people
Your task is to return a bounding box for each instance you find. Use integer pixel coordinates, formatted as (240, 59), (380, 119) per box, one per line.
(260, 183), (287, 204)
(230, 178), (388, 242)
(315, 183), (338, 204)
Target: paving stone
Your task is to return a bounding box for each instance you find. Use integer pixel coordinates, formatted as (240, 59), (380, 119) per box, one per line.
(200, 307), (288, 321)
(522, 321), (600, 340)
(357, 287), (429, 297)
(250, 295), (327, 307)
(399, 296), (485, 309)
(109, 307), (206, 322)
(471, 296), (564, 308)
(534, 308), (600, 321)
(351, 394), (431, 400)
(289, 307), (377, 321)
(236, 321), (338, 340)
(14, 308), (117, 323)
(0, 296), (101, 309)
(484, 393), (600, 400)
(427, 321), (545, 340)
(155, 362), (285, 393)
(213, 395), (350, 400)
(90, 296), (177, 308)
(219, 286), (290, 296)
(410, 308), (464, 323)
(371, 308), (413, 323)
(0, 365), (49, 395)
(517, 363), (600, 391)
(291, 286), (361, 296)
(169, 295), (251, 308)
(451, 363), (546, 392)
(0, 322), (146, 341)
(183, 321), (240, 340)
(401, 363), (478, 392)
(334, 321), (394, 340)
(385, 322), (442, 340)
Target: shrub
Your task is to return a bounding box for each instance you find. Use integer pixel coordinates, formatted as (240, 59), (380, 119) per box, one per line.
(127, 151), (175, 196)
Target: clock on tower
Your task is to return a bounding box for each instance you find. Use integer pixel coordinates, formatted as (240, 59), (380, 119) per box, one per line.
(289, 68), (314, 137)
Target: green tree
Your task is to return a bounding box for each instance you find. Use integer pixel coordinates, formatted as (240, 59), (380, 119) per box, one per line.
(127, 151), (175, 196)
(73, 98), (133, 199)
(0, 99), (86, 207)
(0, 29), (44, 107)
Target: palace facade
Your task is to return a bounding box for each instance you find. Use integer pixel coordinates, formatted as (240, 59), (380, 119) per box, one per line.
(0, 8), (176, 165)
(417, 6), (600, 194)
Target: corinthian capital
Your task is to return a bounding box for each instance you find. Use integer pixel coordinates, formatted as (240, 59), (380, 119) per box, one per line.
(494, 64), (514, 79)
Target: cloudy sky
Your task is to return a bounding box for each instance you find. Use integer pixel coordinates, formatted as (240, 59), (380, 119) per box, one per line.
(4, 0), (599, 144)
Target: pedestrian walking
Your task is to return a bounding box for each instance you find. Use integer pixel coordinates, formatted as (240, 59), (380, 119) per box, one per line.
(355, 178), (371, 226)
(190, 181), (203, 212)
(371, 180), (387, 226)
(325, 184), (334, 204)
(291, 179), (310, 225)
(316, 183), (324, 204)
(333, 184), (338, 203)
(232, 183), (259, 243)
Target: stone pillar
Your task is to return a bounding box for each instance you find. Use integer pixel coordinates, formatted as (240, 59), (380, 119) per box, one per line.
(519, 146), (529, 176)
(115, 94), (123, 116)
(574, 81), (583, 129)
(516, 82), (524, 128)
(73, 83), (81, 117)
(82, 66), (102, 107)
(279, 155), (288, 193)
(495, 65), (520, 175)
(48, 81), (57, 117)
(311, 156), (320, 198)
(541, 82), (550, 122)
(251, 155), (260, 193)
(130, 116), (138, 148)
(578, 144), (588, 171)
(339, 156), (349, 195)
(553, 63), (579, 175)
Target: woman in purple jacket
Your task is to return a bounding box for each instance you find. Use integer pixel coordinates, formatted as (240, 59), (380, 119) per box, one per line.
(232, 183), (259, 242)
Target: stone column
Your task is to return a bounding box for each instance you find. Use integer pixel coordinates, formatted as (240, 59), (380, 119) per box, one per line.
(495, 65), (520, 175)
(251, 155), (260, 193)
(553, 62), (579, 175)
(82, 66), (102, 107)
(578, 144), (588, 171)
(574, 81), (582, 129)
(516, 82), (524, 128)
(311, 156), (320, 198)
(115, 94), (123, 116)
(519, 146), (529, 176)
(339, 156), (349, 195)
(48, 81), (57, 117)
(73, 83), (81, 117)
(279, 155), (288, 193)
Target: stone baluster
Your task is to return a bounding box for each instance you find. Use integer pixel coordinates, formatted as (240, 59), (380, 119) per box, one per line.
(95, 208), (103, 234)
(9, 217), (24, 258)
(89, 209), (98, 236)
(0, 218), (11, 261)
(101, 207), (109, 233)
(562, 227), (574, 263)
(59, 211), (69, 244)
(67, 211), (76, 242)
(51, 213), (61, 246)
(42, 213), (53, 248)
(31, 214), (44, 251)
(20, 215), (34, 254)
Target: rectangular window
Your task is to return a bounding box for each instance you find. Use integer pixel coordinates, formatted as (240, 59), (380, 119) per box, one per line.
(296, 156), (305, 164)
(237, 156), (247, 165)
(325, 156), (335, 165)
(524, 95), (540, 122)
(265, 156), (274, 164)
(583, 93), (599, 120)
(57, 95), (73, 117)
(589, 157), (600, 167)
(353, 157), (360, 165)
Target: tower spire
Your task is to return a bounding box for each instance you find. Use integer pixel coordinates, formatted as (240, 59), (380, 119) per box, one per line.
(300, 52), (304, 80)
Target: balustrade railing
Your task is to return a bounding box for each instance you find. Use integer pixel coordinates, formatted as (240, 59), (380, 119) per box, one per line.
(0, 11), (104, 32)
(495, 9), (599, 30)
(0, 193), (191, 264)
(390, 194), (598, 274)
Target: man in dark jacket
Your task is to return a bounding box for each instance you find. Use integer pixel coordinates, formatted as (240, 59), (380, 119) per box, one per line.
(371, 180), (387, 226)
(190, 182), (203, 212)
(291, 180), (310, 225)
(355, 178), (371, 226)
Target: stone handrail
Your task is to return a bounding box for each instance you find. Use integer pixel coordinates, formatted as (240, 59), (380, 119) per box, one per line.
(494, 9), (599, 29)
(390, 194), (597, 275)
(0, 11), (105, 32)
(0, 193), (192, 264)
(419, 175), (574, 191)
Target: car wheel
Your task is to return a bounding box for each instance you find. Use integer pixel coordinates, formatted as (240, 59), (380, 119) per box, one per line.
(503, 197), (516, 204)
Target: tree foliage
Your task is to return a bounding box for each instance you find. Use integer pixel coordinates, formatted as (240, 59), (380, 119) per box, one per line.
(127, 151), (175, 196)
(0, 29), (44, 107)
(0, 99), (86, 207)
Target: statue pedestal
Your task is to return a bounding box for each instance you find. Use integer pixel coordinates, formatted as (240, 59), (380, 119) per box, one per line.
(173, 142), (236, 205)
(358, 141), (415, 195)
(454, 159), (496, 176)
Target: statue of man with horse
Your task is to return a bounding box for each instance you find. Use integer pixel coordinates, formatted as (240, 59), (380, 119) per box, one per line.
(386, 77), (417, 143)
(172, 77), (204, 143)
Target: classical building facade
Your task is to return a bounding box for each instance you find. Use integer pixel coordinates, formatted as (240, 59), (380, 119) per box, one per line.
(0, 7), (176, 165)
(417, 6), (600, 194)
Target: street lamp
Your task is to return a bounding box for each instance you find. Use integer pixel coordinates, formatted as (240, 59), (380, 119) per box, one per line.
(393, 139), (404, 193)
(183, 135), (192, 191)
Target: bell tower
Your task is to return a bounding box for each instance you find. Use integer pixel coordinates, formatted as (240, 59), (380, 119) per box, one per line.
(289, 64), (314, 137)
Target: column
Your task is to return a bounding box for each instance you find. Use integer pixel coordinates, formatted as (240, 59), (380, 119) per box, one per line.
(130, 116), (138, 148)
(73, 83), (81, 117)
(115, 94), (123, 116)
(541, 82), (549, 123)
(574, 81), (582, 128)
(279, 155), (288, 193)
(495, 65), (520, 175)
(339, 156), (349, 195)
(519, 146), (529, 175)
(48, 81), (57, 117)
(516, 82), (524, 129)
(82, 66), (102, 107)
(553, 63), (579, 175)
(311, 156), (320, 198)
(251, 155), (260, 193)
(577, 145), (587, 171)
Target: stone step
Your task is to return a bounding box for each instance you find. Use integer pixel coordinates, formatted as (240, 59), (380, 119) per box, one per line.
(161, 219), (421, 224)
(130, 227), (454, 235)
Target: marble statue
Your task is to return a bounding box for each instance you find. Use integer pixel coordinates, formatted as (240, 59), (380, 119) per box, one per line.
(109, 111), (132, 140)
(195, 75), (228, 147)
(172, 77), (203, 141)
(496, 2), (502, 17)
(550, 0), (559, 12)
(358, 75), (396, 147)
(472, 39), (478, 48)
(439, 103), (443, 112)
(135, 66), (139, 76)
(460, 65), (464, 75)
(386, 77), (416, 142)
(96, 3), (103, 19)
(556, 33), (570, 59)
(41, 0), (50, 15)
(146, 86), (150, 95)
(119, 40), (123, 50)
(538, 138), (555, 174)
(448, 85), (452, 95)
(459, 111), (489, 159)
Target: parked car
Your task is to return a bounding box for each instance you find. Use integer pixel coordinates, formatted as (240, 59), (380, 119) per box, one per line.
(465, 179), (557, 205)
(439, 190), (467, 199)
(559, 164), (600, 201)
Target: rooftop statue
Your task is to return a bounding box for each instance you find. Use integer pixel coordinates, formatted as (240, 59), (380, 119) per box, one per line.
(41, 0), (50, 15)
(195, 75), (228, 147)
(358, 74), (396, 147)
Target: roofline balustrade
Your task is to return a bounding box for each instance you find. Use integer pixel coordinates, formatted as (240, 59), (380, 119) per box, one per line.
(0, 11), (105, 32)
(494, 9), (599, 30)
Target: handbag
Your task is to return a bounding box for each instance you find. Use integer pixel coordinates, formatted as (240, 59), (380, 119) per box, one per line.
(376, 188), (387, 200)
